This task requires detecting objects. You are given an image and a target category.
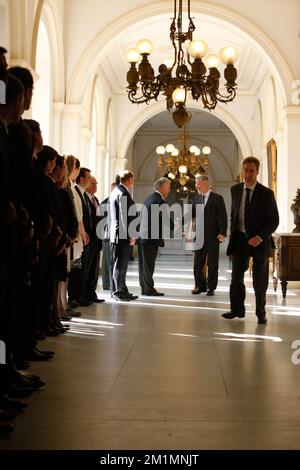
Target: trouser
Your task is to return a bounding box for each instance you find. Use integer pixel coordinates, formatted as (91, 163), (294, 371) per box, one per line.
(138, 242), (159, 293)
(230, 235), (269, 317)
(86, 245), (101, 300)
(193, 242), (220, 291)
(101, 240), (111, 289)
(110, 242), (131, 295)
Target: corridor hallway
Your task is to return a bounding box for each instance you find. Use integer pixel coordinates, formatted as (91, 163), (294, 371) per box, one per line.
(1, 255), (300, 450)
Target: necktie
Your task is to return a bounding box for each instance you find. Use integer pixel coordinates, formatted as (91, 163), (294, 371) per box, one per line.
(83, 192), (91, 213)
(199, 194), (205, 204)
(244, 188), (251, 233)
(92, 196), (98, 209)
(83, 192), (93, 231)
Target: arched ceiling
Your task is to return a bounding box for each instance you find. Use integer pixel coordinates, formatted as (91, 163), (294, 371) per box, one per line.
(99, 11), (268, 98)
(139, 109), (230, 131)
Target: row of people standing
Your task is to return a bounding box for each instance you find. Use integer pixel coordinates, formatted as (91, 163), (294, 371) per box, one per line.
(0, 46), (105, 436)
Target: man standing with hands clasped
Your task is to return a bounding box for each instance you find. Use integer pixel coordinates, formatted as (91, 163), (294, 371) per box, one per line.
(222, 156), (279, 324)
(191, 175), (227, 296)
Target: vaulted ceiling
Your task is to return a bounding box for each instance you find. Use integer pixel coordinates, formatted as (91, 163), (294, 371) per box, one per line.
(99, 11), (269, 99)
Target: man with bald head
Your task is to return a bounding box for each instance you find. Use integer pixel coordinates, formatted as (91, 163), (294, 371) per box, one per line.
(85, 176), (104, 303)
(138, 177), (172, 296)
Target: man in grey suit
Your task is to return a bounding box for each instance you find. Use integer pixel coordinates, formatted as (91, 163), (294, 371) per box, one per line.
(191, 175), (227, 296)
(222, 156), (279, 324)
(109, 170), (138, 301)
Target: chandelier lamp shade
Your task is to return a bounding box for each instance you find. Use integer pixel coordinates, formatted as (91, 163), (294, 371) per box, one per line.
(125, 0), (238, 127)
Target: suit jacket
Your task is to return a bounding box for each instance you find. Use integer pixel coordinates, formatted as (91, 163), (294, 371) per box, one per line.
(75, 185), (93, 237)
(192, 192), (227, 245)
(109, 184), (137, 244)
(227, 182), (279, 258)
(139, 191), (172, 247)
(86, 194), (102, 250)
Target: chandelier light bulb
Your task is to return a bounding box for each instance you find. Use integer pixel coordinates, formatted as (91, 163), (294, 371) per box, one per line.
(172, 86), (186, 104)
(126, 48), (140, 63)
(171, 148), (179, 156)
(179, 165), (188, 174)
(189, 145), (198, 154)
(194, 147), (201, 156)
(168, 172), (176, 179)
(219, 46), (238, 64)
(202, 146), (211, 155)
(166, 143), (176, 153)
(188, 39), (208, 59)
(205, 54), (221, 69)
(164, 57), (174, 69)
(136, 39), (153, 55)
(156, 145), (166, 155)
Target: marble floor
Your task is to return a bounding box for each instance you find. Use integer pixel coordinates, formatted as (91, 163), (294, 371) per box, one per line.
(1, 254), (300, 450)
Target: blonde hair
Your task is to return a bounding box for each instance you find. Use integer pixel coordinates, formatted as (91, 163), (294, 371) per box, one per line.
(65, 155), (77, 177)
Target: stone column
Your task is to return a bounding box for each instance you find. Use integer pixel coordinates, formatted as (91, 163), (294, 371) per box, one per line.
(80, 127), (93, 170)
(52, 102), (64, 152)
(61, 104), (84, 158)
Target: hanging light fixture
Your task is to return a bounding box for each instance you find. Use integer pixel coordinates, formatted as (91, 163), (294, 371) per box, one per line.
(156, 118), (210, 181)
(125, 0), (238, 127)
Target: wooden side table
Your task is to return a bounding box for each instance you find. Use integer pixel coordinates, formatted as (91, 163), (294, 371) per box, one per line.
(273, 233), (300, 298)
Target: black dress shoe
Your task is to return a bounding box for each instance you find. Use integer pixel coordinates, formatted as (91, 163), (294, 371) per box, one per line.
(77, 299), (93, 306)
(124, 292), (139, 300)
(90, 298), (105, 303)
(112, 294), (130, 301)
(258, 316), (267, 324)
(5, 385), (36, 399)
(0, 396), (28, 412)
(14, 359), (30, 370)
(0, 409), (18, 421)
(207, 290), (215, 296)
(144, 290), (164, 296)
(191, 287), (207, 294)
(222, 311), (245, 319)
(23, 349), (52, 361)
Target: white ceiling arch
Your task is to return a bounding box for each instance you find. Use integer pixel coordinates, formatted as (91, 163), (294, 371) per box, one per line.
(66, 0), (294, 107)
(118, 99), (252, 162)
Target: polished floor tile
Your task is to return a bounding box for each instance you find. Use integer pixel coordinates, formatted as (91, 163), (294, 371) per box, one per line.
(1, 254), (300, 450)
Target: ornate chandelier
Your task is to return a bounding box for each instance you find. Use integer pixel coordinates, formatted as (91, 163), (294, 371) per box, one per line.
(156, 118), (211, 188)
(126, 0), (238, 127)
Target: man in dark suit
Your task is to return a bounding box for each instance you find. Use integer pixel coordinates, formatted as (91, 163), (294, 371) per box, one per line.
(109, 170), (138, 301)
(85, 176), (104, 303)
(99, 182), (116, 290)
(191, 175), (227, 296)
(73, 167), (94, 306)
(222, 156), (279, 324)
(138, 177), (171, 296)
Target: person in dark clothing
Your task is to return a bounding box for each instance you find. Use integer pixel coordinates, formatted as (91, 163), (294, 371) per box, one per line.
(222, 156), (279, 324)
(85, 176), (104, 303)
(109, 170), (138, 301)
(99, 182), (116, 290)
(191, 175), (227, 296)
(138, 177), (171, 296)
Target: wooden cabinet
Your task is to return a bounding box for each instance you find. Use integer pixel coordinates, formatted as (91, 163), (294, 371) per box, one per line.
(273, 233), (300, 298)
